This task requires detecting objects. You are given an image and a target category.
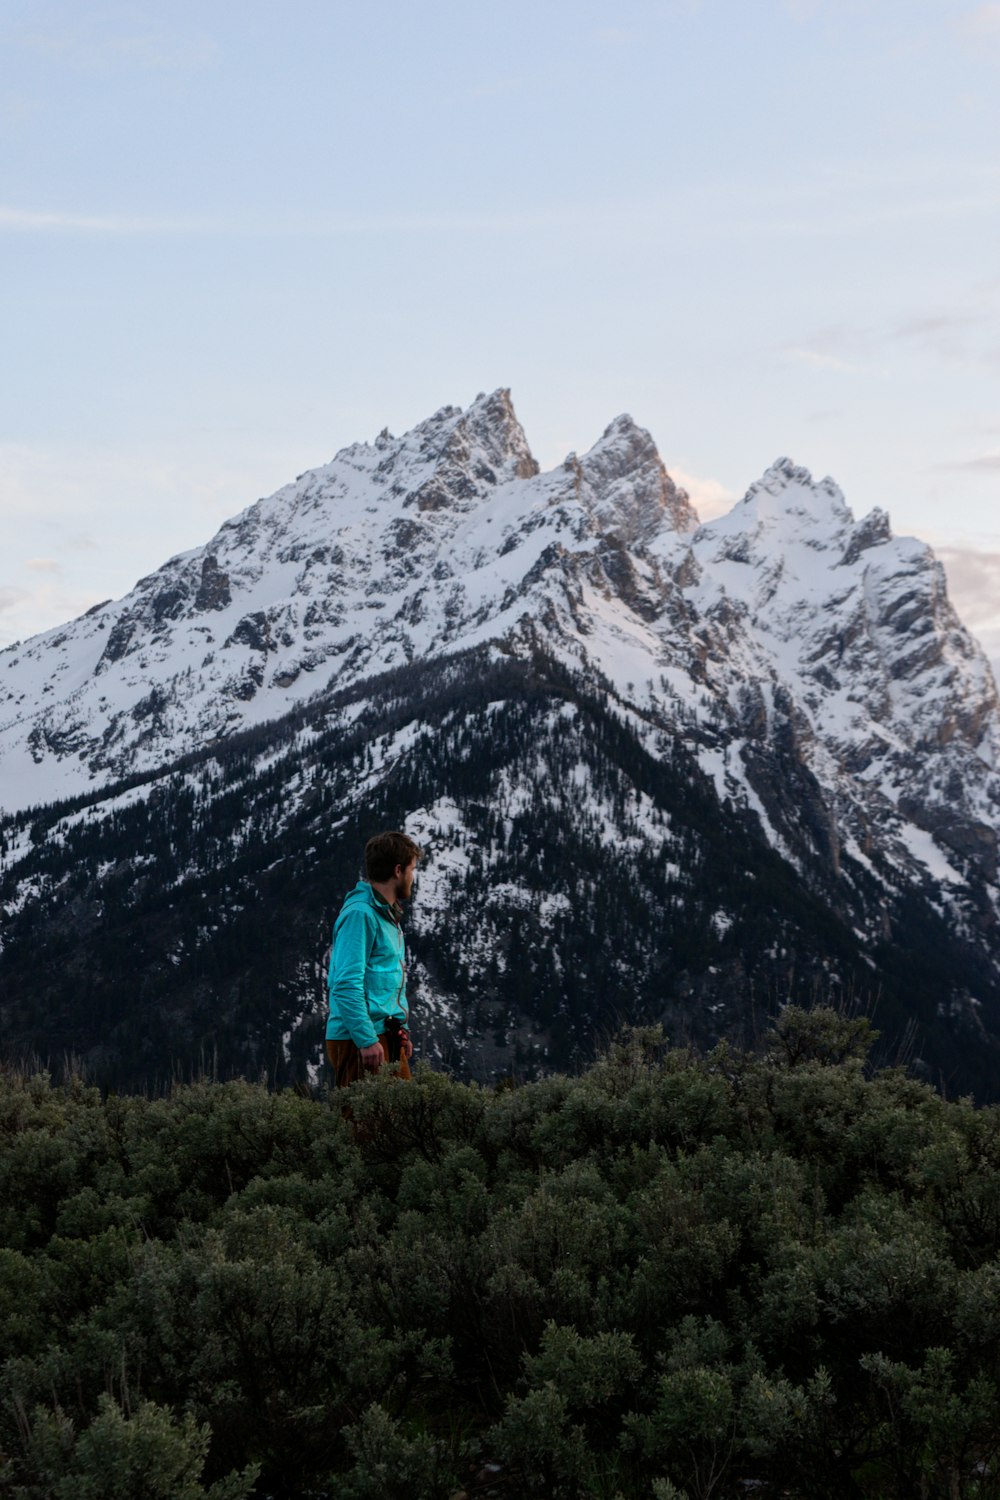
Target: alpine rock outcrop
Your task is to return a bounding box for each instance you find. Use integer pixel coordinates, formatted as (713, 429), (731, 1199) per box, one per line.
(2, 390), (999, 1094)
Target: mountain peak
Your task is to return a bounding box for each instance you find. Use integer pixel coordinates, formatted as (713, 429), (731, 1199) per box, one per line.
(456, 387), (538, 480)
(724, 457), (852, 541)
(761, 455), (814, 487)
(572, 413), (698, 543)
(755, 456), (846, 500)
(406, 388), (538, 513)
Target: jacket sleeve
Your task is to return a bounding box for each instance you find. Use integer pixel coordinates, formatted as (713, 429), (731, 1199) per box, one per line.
(328, 908), (380, 1048)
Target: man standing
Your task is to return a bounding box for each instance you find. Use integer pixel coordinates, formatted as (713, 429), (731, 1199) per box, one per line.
(325, 830), (421, 1086)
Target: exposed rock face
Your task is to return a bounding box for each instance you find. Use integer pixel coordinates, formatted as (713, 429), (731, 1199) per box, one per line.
(194, 555), (232, 612)
(570, 414), (699, 545)
(408, 388), (539, 513)
(98, 616), (135, 668)
(225, 612), (274, 654)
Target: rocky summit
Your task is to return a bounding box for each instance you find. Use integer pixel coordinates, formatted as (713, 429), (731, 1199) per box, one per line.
(2, 389), (999, 1094)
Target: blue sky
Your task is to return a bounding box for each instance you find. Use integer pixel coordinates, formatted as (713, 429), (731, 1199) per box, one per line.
(2, 0), (999, 665)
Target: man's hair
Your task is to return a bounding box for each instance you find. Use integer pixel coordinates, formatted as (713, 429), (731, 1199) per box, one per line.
(364, 830), (422, 883)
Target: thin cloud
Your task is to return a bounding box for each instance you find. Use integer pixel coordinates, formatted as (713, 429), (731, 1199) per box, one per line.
(957, 4), (1000, 39)
(892, 312), (980, 339)
(762, 190), (1000, 238)
(787, 296), (1000, 377)
(669, 466), (737, 522)
(0, 204), (203, 234)
(782, 0), (823, 19)
(803, 409), (845, 424)
(935, 453), (1000, 473)
(7, 182), (1000, 244)
(889, 309), (998, 365)
(782, 346), (859, 374)
(979, 629), (1000, 685)
(0, 201), (593, 238)
(781, 322), (870, 359)
(936, 547), (1000, 627)
(936, 545), (1000, 682)
(23, 558), (61, 574)
(0, 92), (41, 126)
(19, 24), (216, 73)
(0, 586), (27, 615)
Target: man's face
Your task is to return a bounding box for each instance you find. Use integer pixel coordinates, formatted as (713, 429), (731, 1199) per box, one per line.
(396, 856), (418, 901)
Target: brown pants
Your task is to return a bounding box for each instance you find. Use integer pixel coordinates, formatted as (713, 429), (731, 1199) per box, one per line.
(325, 1035), (412, 1088)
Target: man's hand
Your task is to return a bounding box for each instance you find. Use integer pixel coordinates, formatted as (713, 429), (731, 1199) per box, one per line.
(402, 1035), (413, 1059)
(360, 1042), (385, 1070)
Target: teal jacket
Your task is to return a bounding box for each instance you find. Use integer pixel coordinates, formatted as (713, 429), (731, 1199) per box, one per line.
(326, 880), (409, 1049)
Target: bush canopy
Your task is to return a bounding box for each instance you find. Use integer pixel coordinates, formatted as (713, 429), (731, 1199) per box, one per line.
(2, 1010), (1000, 1498)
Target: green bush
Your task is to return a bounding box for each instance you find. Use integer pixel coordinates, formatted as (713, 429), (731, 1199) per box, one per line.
(9, 1392), (257, 1500)
(2, 1013), (1000, 1497)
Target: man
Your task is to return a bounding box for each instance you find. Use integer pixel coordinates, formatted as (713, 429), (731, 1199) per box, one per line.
(325, 830), (421, 1086)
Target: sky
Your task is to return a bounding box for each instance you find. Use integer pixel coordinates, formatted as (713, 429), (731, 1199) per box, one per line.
(2, 0), (999, 672)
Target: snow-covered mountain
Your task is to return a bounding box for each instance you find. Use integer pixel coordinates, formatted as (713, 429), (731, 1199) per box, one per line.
(2, 389), (1000, 1092)
(0, 390), (694, 807)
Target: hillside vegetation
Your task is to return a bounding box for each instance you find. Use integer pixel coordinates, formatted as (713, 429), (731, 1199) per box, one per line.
(2, 1011), (1000, 1498)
